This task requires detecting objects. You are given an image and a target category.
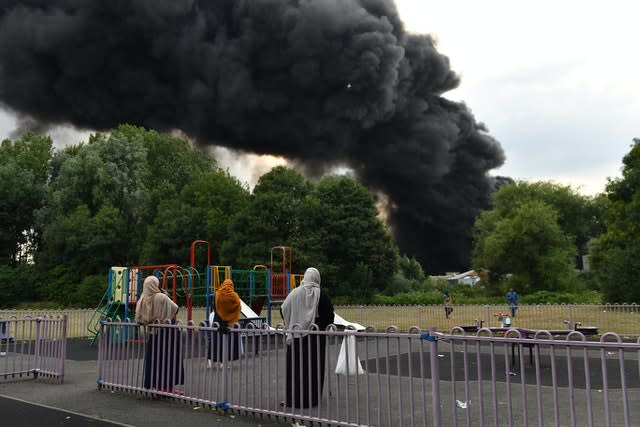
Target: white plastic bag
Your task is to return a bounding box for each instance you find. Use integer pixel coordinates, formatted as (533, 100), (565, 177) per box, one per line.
(335, 334), (365, 375)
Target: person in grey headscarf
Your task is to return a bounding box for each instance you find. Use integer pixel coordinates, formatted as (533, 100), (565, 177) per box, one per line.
(281, 267), (334, 408)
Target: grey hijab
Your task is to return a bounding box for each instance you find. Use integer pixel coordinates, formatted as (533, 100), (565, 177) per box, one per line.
(281, 267), (321, 344)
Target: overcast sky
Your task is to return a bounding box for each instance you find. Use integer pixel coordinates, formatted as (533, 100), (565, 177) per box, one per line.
(395, 0), (639, 195)
(1, 0), (637, 196)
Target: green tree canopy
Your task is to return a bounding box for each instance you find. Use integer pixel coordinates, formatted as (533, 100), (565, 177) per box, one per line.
(485, 181), (602, 253)
(38, 128), (150, 275)
(591, 138), (640, 302)
(0, 133), (52, 264)
(141, 169), (250, 266)
(472, 181), (594, 293)
(292, 174), (398, 300)
(220, 166), (313, 268)
(37, 125), (217, 303)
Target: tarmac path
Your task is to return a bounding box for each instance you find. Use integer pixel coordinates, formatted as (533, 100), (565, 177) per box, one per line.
(0, 339), (290, 427)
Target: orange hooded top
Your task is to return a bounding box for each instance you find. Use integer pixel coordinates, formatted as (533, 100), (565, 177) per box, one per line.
(215, 279), (241, 326)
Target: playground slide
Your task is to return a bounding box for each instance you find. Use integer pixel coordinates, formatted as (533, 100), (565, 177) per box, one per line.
(240, 299), (365, 331)
(240, 299), (262, 319)
(332, 312), (365, 331)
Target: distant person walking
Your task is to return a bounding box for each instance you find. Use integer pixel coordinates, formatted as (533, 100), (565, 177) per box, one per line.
(443, 291), (453, 319)
(506, 288), (519, 318)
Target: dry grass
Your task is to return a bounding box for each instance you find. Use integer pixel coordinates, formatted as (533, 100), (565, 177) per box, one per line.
(2, 303), (639, 339)
(330, 304), (640, 337)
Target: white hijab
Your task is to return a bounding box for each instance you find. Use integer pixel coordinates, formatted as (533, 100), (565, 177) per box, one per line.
(281, 267), (321, 344)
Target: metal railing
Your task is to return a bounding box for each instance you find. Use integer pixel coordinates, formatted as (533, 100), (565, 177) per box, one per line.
(97, 319), (640, 426)
(0, 315), (67, 383)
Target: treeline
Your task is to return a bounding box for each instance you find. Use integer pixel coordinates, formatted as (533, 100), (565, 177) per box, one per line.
(471, 138), (640, 304)
(0, 125), (400, 307)
(1, 126), (639, 307)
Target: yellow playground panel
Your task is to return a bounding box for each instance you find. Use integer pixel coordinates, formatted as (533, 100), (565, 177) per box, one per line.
(290, 273), (303, 290)
(210, 265), (231, 291)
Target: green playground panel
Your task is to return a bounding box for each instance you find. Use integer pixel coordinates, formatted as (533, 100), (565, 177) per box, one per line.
(230, 269), (269, 301)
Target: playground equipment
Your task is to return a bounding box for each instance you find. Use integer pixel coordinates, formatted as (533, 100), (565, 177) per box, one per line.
(87, 263), (191, 344)
(88, 242), (308, 343)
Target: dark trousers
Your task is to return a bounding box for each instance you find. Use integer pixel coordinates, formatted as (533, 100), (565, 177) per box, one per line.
(143, 327), (184, 390)
(285, 335), (327, 408)
(208, 329), (242, 362)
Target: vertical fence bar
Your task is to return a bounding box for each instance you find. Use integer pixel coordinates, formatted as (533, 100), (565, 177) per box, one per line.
(33, 318), (41, 378)
(60, 315), (68, 383)
(424, 328), (441, 427)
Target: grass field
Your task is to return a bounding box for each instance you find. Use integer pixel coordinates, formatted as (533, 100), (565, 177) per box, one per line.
(1, 303), (639, 339)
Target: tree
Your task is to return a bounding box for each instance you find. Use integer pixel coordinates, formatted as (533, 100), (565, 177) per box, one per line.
(485, 181), (602, 255)
(220, 166), (313, 268)
(0, 263), (41, 307)
(292, 174), (398, 300)
(0, 133), (52, 264)
(141, 169), (250, 266)
(38, 129), (150, 277)
(473, 197), (578, 294)
(37, 125), (217, 304)
(591, 139), (640, 302)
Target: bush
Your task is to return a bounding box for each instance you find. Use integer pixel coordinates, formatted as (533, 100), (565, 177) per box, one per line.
(77, 275), (108, 307)
(372, 290), (444, 305)
(382, 273), (414, 295)
(0, 264), (40, 307)
(521, 290), (602, 304)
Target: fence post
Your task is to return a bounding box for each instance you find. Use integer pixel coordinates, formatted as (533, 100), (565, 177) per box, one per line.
(422, 327), (441, 427)
(33, 318), (41, 379)
(569, 304), (574, 328)
(97, 320), (105, 389)
(217, 329), (231, 412)
(60, 315), (68, 383)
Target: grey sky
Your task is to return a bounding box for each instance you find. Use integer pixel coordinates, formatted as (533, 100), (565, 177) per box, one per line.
(395, 0), (639, 195)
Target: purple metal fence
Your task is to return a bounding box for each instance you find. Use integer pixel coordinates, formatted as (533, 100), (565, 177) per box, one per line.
(0, 315), (67, 383)
(97, 320), (640, 426)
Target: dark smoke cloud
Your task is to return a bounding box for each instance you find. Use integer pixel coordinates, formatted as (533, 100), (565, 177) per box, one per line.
(0, 0), (506, 273)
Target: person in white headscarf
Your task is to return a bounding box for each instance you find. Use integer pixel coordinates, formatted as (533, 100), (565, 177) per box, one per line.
(135, 276), (178, 325)
(281, 267), (334, 408)
(136, 275), (183, 395)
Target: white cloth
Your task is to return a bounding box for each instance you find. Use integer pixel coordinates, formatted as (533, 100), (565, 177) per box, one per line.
(281, 267), (321, 344)
(335, 334), (365, 375)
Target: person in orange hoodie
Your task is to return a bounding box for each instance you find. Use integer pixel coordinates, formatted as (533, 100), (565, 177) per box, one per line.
(207, 279), (242, 368)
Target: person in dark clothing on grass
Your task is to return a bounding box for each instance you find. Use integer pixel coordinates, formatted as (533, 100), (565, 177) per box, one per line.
(444, 291), (453, 319)
(506, 288), (519, 318)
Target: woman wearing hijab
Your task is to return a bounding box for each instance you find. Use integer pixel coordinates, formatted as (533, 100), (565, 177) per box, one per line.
(208, 279), (242, 368)
(135, 275), (183, 394)
(281, 267), (334, 408)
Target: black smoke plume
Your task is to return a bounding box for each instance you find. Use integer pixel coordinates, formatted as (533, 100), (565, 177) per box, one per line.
(0, 0), (506, 273)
